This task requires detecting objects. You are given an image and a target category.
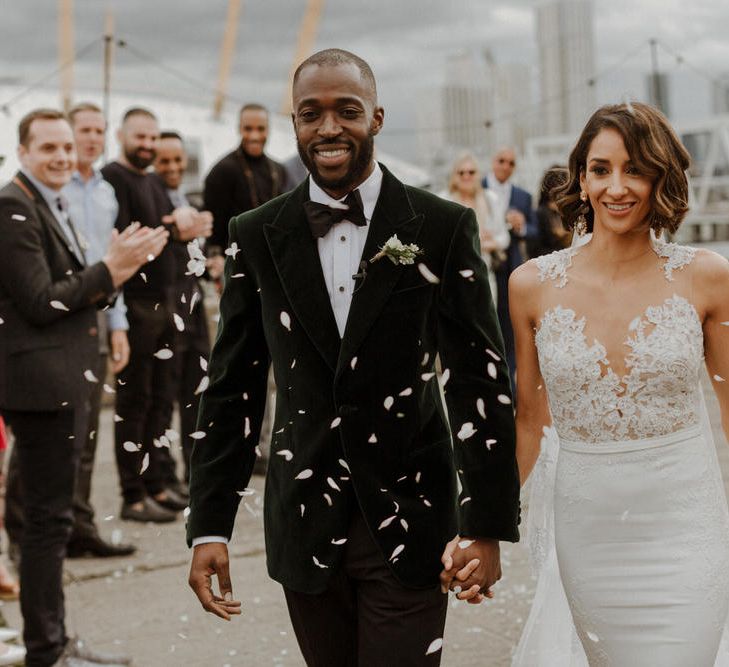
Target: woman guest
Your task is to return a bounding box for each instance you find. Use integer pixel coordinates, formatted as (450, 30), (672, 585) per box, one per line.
(441, 153), (509, 301)
(527, 165), (573, 257)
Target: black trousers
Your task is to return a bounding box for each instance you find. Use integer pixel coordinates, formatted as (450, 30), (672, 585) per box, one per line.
(2, 407), (85, 667)
(283, 512), (448, 667)
(114, 297), (177, 504)
(495, 266), (516, 387)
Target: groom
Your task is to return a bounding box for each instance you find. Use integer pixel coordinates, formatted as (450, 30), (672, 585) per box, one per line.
(187, 48), (520, 665)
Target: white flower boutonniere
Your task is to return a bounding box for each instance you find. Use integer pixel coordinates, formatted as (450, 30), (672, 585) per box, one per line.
(370, 234), (423, 266)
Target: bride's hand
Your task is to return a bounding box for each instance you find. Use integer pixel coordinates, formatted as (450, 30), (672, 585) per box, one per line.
(439, 536), (500, 603)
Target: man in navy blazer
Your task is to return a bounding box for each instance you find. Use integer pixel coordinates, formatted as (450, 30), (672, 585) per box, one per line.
(482, 147), (537, 382)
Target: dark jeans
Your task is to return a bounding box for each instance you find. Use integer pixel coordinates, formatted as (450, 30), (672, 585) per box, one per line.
(284, 512), (448, 666)
(2, 408), (85, 667)
(114, 297), (176, 504)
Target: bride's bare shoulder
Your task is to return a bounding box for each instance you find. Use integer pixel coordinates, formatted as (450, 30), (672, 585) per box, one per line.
(693, 247), (729, 296)
(509, 257), (542, 294)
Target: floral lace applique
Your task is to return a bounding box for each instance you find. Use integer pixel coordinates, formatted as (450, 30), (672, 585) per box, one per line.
(535, 246), (579, 289)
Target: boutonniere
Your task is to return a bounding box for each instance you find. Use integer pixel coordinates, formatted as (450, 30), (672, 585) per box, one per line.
(370, 234), (423, 266)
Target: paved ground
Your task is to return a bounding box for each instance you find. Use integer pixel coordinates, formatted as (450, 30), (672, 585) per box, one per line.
(2, 375), (727, 666)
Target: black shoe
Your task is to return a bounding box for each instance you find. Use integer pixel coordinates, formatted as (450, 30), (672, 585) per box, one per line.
(166, 479), (189, 502)
(67, 534), (137, 559)
(120, 497), (177, 523)
(153, 487), (188, 512)
(52, 635), (131, 665)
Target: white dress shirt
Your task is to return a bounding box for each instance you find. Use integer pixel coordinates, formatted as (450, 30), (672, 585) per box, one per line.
(192, 163), (384, 548)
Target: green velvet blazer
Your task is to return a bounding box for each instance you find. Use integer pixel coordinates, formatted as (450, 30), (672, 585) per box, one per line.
(187, 164), (520, 593)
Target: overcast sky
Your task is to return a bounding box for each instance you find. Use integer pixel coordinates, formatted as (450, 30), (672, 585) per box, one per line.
(1, 0), (728, 159)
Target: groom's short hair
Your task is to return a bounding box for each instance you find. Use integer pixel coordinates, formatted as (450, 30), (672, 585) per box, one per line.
(293, 48), (377, 101)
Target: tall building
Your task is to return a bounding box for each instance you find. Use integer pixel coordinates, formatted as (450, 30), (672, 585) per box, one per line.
(712, 74), (729, 115)
(536, 0), (596, 136)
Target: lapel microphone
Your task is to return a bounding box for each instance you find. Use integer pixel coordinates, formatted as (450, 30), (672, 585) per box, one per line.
(352, 260), (368, 281)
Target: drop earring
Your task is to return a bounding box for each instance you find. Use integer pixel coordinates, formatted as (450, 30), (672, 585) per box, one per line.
(575, 190), (588, 236)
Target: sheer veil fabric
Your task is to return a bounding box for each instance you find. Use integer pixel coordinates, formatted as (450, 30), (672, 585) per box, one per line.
(512, 233), (729, 666)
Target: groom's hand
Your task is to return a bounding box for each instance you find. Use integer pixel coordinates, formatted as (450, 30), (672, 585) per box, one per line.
(188, 543), (242, 621)
(439, 536), (501, 604)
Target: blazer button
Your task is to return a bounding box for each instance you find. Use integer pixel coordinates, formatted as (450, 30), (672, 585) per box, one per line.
(88, 326), (98, 336)
(338, 404), (357, 417)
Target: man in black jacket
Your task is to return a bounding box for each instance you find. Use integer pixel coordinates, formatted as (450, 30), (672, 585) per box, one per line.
(202, 103), (286, 251)
(188, 50), (519, 666)
(0, 108), (167, 667)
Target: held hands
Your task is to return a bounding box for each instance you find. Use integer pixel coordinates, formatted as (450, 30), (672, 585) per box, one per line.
(439, 536), (502, 605)
(188, 543), (242, 621)
(103, 222), (169, 288)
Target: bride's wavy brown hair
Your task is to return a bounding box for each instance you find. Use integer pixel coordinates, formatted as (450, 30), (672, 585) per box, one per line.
(554, 102), (691, 234)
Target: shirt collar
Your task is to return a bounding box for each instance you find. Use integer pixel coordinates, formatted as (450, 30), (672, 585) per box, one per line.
(21, 168), (65, 211)
(70, 168), (103, 186)
(308, 162), (383, 222)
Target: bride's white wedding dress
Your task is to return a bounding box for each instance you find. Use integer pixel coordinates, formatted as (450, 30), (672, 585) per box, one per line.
(513, 238), (729, 666)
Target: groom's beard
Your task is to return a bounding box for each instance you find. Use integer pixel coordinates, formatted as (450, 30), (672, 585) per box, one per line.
(297, 131), (375, 194)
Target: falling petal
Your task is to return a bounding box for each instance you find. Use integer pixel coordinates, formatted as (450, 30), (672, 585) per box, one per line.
(389, 544), (405, 561)
(50, 300), (69, 311)
(189, 431), (206, 440)
(415, 472), (422, 484)
(330, 417), (342, 429)
(459, 269), (474, 278)
(291, 358), (296, 369)
(323, 493), (333, 506)
(300, 504), (306, 517)
(721, 321), (729, 326)
(368, 433), (378, 444)
(486, 439), (497, 450)
(140, 452), (150, 474)
(165, 428), (180, 441)
(139, 272), (147, 283)
(379, 515), (397, 530)
(425, 638), (443, 656)
(173, 313), (185, 332)
(457, 422), (477, 440)
(441, 369), (451, 386)
(338, 459), (350, 471)
(400, 519), (409, 531)
(586, 632), (599, 643)
(194, 376), (209, 395)
(497, 394), (512, 405)
(103, 383), (115, 394)
(460, 496), (472, 506)
(421, 372), (436, 381)
(123, 441), (139, 452)
(486, 349), (501, 361)
(399, 387), (413, 397)
(312, 556), (328, 569)
(113, 414), (124, 422)
(350, 356), (358, 370)
(458, 539), (474, 549)
(280, 311), (292, 331)
(417, 262), (440, 284)
(714, 375), (725, 382)
(244, 417), (251, 438)
(423, 498), (432, 507)
(295, 469), (313, 480)
(154, 348), (174, 360)
(384, 396), (394, 410)
(487, 362), (497, 380)
(83, 369), (99, 383)
(230, 273), (245, 278)
(276, 449), (294, 461)
(327, 477), (341, 492)
(0, 317), (3, 324)
(421, 352), (430, 366)
(331, 538), (347, 545)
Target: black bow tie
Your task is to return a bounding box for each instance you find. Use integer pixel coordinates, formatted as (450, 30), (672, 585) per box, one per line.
(303, 190), (367, 239)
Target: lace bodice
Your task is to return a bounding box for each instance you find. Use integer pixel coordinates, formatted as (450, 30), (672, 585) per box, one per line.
(534, 241), (703, 442)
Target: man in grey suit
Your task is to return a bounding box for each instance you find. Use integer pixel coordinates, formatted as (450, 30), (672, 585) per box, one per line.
(0, 108), (167, 667)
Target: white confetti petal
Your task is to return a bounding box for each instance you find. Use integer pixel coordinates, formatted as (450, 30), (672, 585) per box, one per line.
(457, 422), (477, 441)
(189, 431), (206, 440)
(497, 394), (512, 405)
(586, 631), (599, 643)
(194, 376), (209, 395)
(50, 300), (69, 311)
(0, 317), (3, 324)
(486, 439), (497, 450)
(378, 515), (397, 530)
(113, 414), (124, 422)
(477, 398), (486, 420)
(350, 356), (358, 370)
(421, 372), (436, 381)
(338, 459), (350, 472)
(173, 313), (185, 332)
(389, 544), (405, 561)
(83, 369), (99, 383)
(331, 538), (347, 545)
(11, 214), (26, 221)
(714, 375), (725, 382)
(487, 362), (497, 380)
(140, 452), (150, 474)
(291, 358), (296, 369)
(165, 428), (180, 441)
(300, 504), (306, 517)
(421, 352), (430, 366)
(399, 387), (413, 397)
(330, 417), (342, 429)
(458, 539), (475, 549)
(276, 449), (294, 461)
(323, 493), (333, 506)
(368, 433), (378, 444)
(122, 441), (139, 452)
(154, 348), (173, 360)
(460, 496), (472, 506)
(244, 417), (251, 438)
(417, 262), (440, 284)
(280, 311), (291, 331)
(312, 556), (328, 569)
(401, 519), (409, 531)
(441, 368), (451, 386)
(720, 321), (729, 326)
(486, 349), (501, 361)
(102, 383), (115, 394)
(458, 269), (474, 278)
(425, 638), (443, 655)
(295, 469), (313, 480)
(327, 477), (341, 491)
(384, 396), (394, 410)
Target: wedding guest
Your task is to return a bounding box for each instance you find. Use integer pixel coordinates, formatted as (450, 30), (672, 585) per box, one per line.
(187, 49), (519, 667)
(203, 103), (286, 252)
(0, 107), (166, 667)
(442, 152), (509, 301)
(527, 165), (572, 257)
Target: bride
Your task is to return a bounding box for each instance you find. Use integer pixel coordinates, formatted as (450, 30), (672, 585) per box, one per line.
(506, 102), (729, 665)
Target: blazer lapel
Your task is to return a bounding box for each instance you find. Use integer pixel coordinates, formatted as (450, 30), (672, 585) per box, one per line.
(14, 173), (85, 267)
(337, 165), (423, 375)
(264, 180), (341, 372)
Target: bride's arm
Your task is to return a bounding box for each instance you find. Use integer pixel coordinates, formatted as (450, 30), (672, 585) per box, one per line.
(697, 249), (729, 442)
(509, 261), (552, 485)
